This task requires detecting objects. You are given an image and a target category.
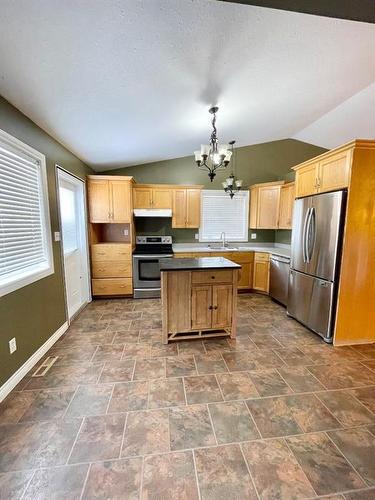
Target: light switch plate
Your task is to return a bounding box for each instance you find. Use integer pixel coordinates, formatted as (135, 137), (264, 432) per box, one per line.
(9, 337), (17, 354)
(251, 233), (257, 239)
(195, 233), (199, 240)
(54, 231), (61, 242)
(123, 229), (129, 236)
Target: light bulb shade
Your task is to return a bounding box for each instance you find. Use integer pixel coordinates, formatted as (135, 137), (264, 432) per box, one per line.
(235, 179), (243, 187)
(212, 153), (221, 165)
(224, 150), (232, 162)
(218, 143), (229, 156)
(194, 150), (202, 161)
(201, 144), (210, 156)
(222, 181), (228, 188)
(226, 176), (234, 186)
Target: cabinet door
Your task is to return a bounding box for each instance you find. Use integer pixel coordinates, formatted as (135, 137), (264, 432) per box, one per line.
(88, 179), (110, 222)
(110, 180), (131, 222)
(237, 262), (253, 289)
(133, 187), (152, 208)
(253, 260), (270, 293)
(191, 286), (212, 330)
(152, 188), (172, 208)
(172, 189), (187, 228)
(257, 186), (281, 229)
(212, 285), (233, 328)
(186, 189), (201, 228)
(295, 163), (318, 198)
(278, 183), (295, 229)
(318, 151), (351, 193)
(249, 187), (258, 229)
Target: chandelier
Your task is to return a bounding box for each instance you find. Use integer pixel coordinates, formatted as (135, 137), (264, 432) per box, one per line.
(194, 106), (233, 182)
(222, 141), (243, 198)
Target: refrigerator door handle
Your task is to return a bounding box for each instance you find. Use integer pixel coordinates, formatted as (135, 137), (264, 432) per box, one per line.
(302, 207), (311, 263)
(307, 207), (316, 263)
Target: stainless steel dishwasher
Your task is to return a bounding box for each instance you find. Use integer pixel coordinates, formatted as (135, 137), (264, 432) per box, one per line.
(269, 254), (291, 306)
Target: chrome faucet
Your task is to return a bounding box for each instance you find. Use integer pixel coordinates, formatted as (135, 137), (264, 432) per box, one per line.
(220, 232), (227, 247)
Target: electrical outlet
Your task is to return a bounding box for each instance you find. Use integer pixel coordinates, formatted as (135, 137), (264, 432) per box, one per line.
(123, 229), (129, 236)
(195, 233), (199, 240)
(9, 337), (17, 354)
(251, 233), (257, 240)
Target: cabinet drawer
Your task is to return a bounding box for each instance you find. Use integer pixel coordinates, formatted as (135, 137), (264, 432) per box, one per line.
(91, 244), (132, 262)
(230, 252), (254, 263)
(254, 252), (270, 262)
(192, 270), (233, 284)
(92, 278), (132, 296)
(92, 261), (132, 278)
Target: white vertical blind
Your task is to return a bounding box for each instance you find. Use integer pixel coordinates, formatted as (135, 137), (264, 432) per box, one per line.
(0, 129), (53, 296)
(199, 190), (249, 242)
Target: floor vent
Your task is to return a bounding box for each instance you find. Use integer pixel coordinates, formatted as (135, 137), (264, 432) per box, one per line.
(31, 356), (59, 377)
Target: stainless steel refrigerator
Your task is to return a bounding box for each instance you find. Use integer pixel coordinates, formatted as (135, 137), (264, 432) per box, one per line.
(287, 190), (346, 343)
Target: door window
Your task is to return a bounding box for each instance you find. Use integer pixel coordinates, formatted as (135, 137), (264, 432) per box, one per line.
(59, 185), (78, 254)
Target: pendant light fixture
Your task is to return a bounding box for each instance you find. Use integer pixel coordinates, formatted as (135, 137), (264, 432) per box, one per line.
(222, 141), (243, 198)
(194, 107), (232, 182)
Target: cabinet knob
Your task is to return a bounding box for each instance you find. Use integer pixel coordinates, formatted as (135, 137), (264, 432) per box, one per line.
(213, 306), (218, 310)
(208, 305), (213, 310)
(211, 276), (215, 279)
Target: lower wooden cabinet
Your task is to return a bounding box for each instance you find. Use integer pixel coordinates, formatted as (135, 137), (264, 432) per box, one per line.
(191, 286), (212, 329)
(252, 252), (270, 293)
(90, 243), (133, 296)
(92, 278), (132, 296)
(212, 285), (233, 328)
(191, 284), (233, 330)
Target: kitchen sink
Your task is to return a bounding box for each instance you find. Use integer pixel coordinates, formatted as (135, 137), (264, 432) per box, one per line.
(208, 244), (238, 251)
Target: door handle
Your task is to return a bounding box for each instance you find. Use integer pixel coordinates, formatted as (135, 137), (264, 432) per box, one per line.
(302, 208), (310, 263)
(306, 207), (316, 263)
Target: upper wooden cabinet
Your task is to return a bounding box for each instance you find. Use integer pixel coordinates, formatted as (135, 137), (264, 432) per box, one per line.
(294, 150), (352, 198)
(87, 176), (133, 223)
(172, 188), (202, 228)
(249, 181), (285, 229)
(278, 182), (295, 229)
(133, 185), (172, 209)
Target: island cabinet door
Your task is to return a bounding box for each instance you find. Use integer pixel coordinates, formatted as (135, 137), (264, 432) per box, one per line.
(191, 286), (212, 330)
(212, 285), (233, 328)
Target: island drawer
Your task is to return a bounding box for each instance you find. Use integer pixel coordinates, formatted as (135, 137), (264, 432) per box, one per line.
(92, 261), (132, 278)
(191, 270), (233, 284)
(91, 244), (132, 262)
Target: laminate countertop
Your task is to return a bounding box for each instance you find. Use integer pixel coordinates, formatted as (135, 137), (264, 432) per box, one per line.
(172, 244), (291, 258)
(159, 257), (241, 271)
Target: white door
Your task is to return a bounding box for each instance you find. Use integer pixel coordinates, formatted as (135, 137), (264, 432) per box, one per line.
(57, 169), (90, 319)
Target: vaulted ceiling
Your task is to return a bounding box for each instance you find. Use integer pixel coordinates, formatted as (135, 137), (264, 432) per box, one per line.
(0, 0), (374, 171)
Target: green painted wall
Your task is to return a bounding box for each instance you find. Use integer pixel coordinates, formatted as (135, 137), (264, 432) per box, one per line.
(109, 139), (326, 243)
(0, 96), (92, 387)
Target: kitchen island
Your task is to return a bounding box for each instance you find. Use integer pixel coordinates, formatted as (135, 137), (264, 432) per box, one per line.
(160, 257), (240, 344)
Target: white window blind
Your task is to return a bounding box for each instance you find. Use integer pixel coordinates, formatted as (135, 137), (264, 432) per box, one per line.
(199, 190), (249, 242)
(0, 129), (53, 296)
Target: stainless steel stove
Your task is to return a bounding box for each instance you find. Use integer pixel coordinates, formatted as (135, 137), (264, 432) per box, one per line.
(132, 236), (173, 298)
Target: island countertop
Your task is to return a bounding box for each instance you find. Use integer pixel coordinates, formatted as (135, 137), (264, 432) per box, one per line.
(160, 256), (241, 271)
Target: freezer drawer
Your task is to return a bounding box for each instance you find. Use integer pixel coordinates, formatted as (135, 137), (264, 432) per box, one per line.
(287, 269), (335, 342)
(269, 255), (290, 306)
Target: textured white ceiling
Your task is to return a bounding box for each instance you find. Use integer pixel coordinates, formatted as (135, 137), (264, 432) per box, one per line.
(0, 0), (374, 170)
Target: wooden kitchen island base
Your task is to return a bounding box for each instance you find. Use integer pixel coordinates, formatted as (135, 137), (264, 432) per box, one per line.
(160, 257), (240, 344)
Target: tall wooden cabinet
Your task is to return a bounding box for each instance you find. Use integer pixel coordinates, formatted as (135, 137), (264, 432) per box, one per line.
(172, 187), (202, 228)
(88, 177), (132, 223)
(249, 181), (285, 229)
(278, 182), (295, 229)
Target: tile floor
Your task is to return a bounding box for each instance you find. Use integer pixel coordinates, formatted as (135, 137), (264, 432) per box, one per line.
(0, 294), (374, 499)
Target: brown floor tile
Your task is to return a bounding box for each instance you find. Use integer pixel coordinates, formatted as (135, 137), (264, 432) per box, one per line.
(169, 405), (216, 450)
(0, 470), (33, 499)
(368, 425), (375, 437)
(328, 428), (375, 486)
(317, 390), (375, 427)
(350, 345), (375, 360)
(184, 375), (223, 404)
(92, 344), (125, 362)
(344, 489), (375, 499)
(148, 378), (185, 408)
(362, 360), (375, 372)
(0, 419), (81, 471)
(194, 353), (228, 375)
(278, 365), (325, 392)
(285, 393), (341, 432)
(83, 457), (142, 499)
(24, 363), (102, 390)
(121, 409), (169, 457)
(246, 397), (303, 438)
(227, 337), (257, 350)
(23, 464), (89, 500)
(18, 388), (75, 422)
(241, 438), (316, 499)
(69, 414), (126, 463)
(99, 359), (135, 383)
(106, 319), (132, 332)
(60, 331), (116, 346)
(307, 363), (375, 390)
(194, 444), (257, 499)
(209, 401), (259, 444)
(150, 341), (178, 358)
(222, 351), (257, 372)
(251, 334), (284, 349)
(286, 432), (365, 496)
(142, 451), (199, 500)
(248, 369), (292, 397)
(203, 338), (232, 353)
(350, 386), (375, 413)
(122, 343), (151, 359)
(0, 392), (36, 425)
(166, 355), (197, 377)
(216, 371), (259, 400)
(65, 384), (113, 417)
(112, 329), (140, 344)
(133, 358), (165, 380)
(131, 318), (161, 330)
(107, 381), (148, 413)
(177, 340), (205, 355)
(43, 345), (98, 365)
(139, 328), (162, 343)
(273, 347), (316, 366)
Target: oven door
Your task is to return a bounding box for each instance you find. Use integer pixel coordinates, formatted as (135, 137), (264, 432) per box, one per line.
(133, 254), (172, 289)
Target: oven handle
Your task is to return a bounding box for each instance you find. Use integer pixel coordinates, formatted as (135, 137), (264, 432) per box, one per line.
(133, 254), (174, 259)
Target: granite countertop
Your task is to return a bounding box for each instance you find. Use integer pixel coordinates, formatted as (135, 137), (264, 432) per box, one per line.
(160, 257), (241, 271)
(172, 243), (291, 258)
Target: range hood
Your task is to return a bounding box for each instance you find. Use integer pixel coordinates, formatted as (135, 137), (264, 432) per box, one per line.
(133, 209), (172, 217)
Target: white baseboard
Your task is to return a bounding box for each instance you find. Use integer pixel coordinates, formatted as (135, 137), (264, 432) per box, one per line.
(0, 321), (69, 402)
